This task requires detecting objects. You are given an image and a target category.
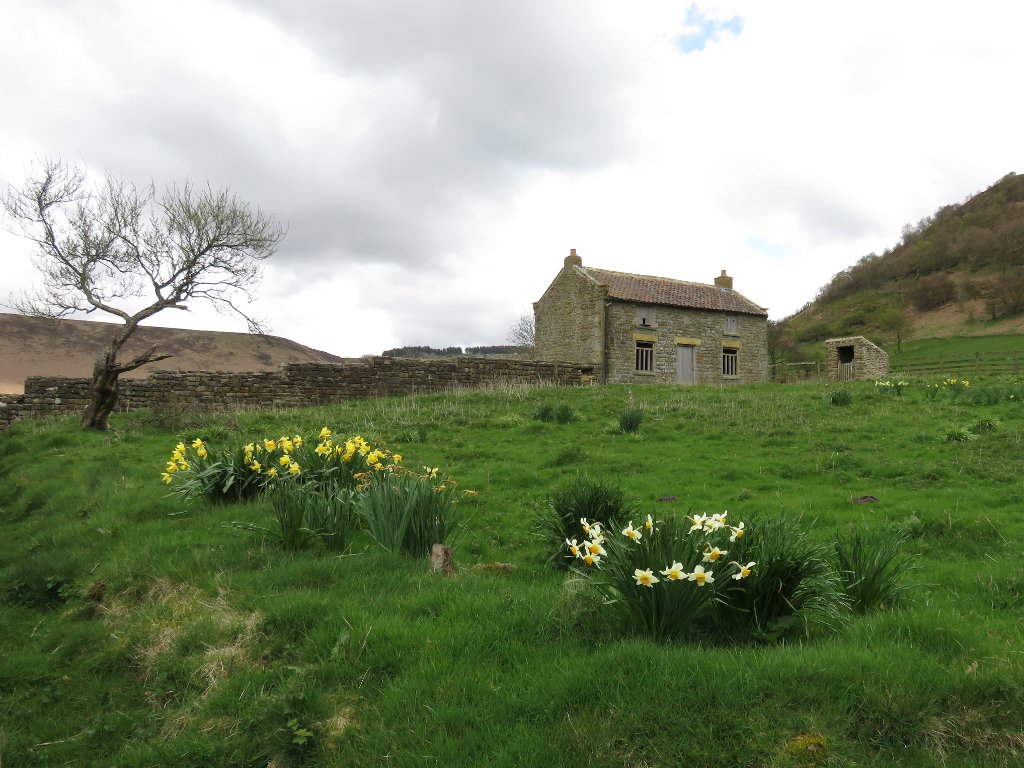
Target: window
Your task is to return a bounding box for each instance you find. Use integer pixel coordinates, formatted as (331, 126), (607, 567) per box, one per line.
(636, 306), (656, 327)
(724, 315), (738, 335)
(722, 347), (738, 377)
(635, 341), (654, 372)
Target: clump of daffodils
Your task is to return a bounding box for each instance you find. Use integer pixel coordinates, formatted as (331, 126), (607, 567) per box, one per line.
(163, 428), (404, 501)
(874, 380), (909, 396)
(566, 509), (757, 641)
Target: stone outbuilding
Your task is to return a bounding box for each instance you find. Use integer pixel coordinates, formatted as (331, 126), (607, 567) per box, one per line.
(825, 336), (889, 381)
(533, 249), (769, 385)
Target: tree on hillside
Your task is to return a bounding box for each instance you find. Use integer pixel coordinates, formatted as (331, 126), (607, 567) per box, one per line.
(2, 158), (285, 430)
(877, 304), (910, 352)
(506, 312), (535, 354)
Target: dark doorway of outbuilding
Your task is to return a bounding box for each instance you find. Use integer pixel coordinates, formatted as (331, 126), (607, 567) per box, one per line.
(838, 345), (855, 381)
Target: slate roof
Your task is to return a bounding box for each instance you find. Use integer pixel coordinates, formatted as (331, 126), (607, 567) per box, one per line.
(582, 267), (768, 317)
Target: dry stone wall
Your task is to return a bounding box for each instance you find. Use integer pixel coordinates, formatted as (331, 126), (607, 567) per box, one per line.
(0, 357), (595, 430)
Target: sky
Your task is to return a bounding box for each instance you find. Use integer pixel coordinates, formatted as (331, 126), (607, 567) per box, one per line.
(1, 0), (1022, 357)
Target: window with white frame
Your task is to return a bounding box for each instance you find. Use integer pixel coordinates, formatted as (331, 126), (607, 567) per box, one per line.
(724, 315), (739, 335)
(636, 306), (656, 326)
(635, 341), (654, 372)
(722, 347), (738, 377)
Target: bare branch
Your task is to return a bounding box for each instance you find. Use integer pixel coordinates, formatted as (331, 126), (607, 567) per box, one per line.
(2, 158), (285, 428)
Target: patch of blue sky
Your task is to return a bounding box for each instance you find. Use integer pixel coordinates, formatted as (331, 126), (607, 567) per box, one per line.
(675, 5), (744, 54)
(745, 236), (791, 258)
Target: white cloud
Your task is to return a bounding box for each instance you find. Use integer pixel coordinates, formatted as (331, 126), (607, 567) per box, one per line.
(1, 0), (1022, 357)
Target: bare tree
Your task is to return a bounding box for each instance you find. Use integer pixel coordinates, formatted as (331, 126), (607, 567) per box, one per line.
(506, 312), (535, 354)
(2, 158), (285, 429)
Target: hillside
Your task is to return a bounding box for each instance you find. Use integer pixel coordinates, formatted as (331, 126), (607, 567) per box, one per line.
(774, 171), (1024, 360)
(0, 313), (346, 394)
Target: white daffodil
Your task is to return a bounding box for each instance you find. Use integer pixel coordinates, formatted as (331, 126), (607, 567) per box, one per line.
(622, 522), (642, 542)
(565, 538), (582, 558)
(584, 540), (607, 557)
(729, 522), (746, 542)
(731, 561), (755, 580)
(686, 565), (715, 586)
(703, 546), (727, 563)
(660, 561), (685, 581)
(634, 568), (659, 588)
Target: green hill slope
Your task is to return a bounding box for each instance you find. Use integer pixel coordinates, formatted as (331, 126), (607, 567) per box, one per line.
(774, 172), (1024, 361)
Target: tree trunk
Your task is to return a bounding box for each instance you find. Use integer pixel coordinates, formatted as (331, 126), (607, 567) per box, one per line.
(81, 351), (122, 430)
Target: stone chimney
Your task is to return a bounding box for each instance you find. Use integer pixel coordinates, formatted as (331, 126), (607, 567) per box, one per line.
(564, 247), (582, 267)
(714, 269), (733, 289)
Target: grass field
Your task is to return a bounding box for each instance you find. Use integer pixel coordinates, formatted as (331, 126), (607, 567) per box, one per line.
(2, 379), (1023, 766)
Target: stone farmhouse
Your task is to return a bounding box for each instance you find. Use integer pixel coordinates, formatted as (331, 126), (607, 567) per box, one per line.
(534, 250), (769, 385)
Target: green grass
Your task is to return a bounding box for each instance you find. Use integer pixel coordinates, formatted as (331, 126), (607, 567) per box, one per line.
(1, 380), (1023, 766)
(887, 333), (1024, 360)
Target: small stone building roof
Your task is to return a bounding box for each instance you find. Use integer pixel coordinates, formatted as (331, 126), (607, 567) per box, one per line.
(581, 266), (768, 317)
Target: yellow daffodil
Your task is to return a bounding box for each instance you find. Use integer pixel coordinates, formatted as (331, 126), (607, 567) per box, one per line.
(686, 565), (714, 586)
(196, 447), (208, 459)
(622, 522), (642, 542)
(280, 438), (294, 453)
(582, 552), (602, 567)
(178, 460), (190, 471)
(392, 454), (403, 463)
(267, 467), (278, 478)
(161, 472), (174, 484)
(703, 546), (727, 563)
(165, 461), (179, 473)
(250, 461), (262, 472)
(566, 538), (582, 558)
(288, 462), (301, 475)
(730, 561), (755, 580)
(634, 568), (659, 588)
(244, 442), (255, 454)
(279, 455), (291, 467)
(191, 438), (204, 449)
(315, 442), (333, 457)
(319, 427), (332, 439)
(660, 561), (685, 581)
(175, 442), (186, 454)
(264, 439), (276, 452)
(293, 435), (303, 447)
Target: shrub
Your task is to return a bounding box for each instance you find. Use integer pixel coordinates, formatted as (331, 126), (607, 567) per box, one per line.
(536, 475), (634, 568)
(532, 402), (576, 423)
(827, 388), (853, 406)
(225, 481), (317, 551)
(619, 407), (644, 433)
(532, 403), (555, 422)
(306, 487), (361, 552)
(708, 515), (847, 643)
(360, 468), (460, 558)
(944, 426), (977, 443)
(833, 531), (915, 613)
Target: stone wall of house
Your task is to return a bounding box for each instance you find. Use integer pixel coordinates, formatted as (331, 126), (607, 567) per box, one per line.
(0, 357), (595, 430)
(533, 252), (606, 369)
(824, 336), (889, 381)
(605, 302), (768, 385)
